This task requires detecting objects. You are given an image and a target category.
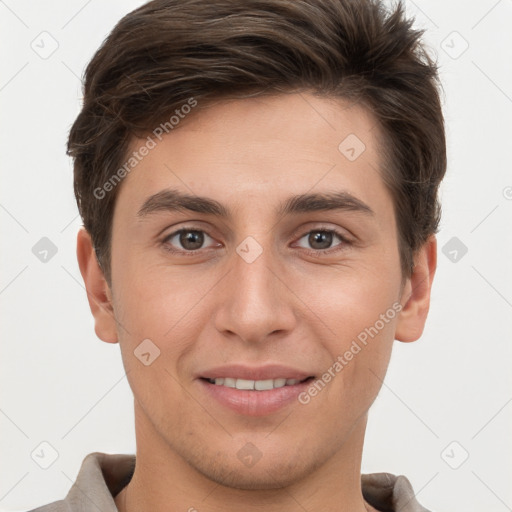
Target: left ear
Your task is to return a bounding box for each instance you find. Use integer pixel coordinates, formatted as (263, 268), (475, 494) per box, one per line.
(395, 235), (437, 342)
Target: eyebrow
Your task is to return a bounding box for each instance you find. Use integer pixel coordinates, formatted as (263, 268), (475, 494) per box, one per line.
(136, 188), (374, 219)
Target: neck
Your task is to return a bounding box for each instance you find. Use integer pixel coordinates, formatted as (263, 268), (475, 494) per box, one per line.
(115, 402), (374, 512)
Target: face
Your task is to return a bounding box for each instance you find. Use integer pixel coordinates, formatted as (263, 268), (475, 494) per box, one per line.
(88, 92), (426, 489)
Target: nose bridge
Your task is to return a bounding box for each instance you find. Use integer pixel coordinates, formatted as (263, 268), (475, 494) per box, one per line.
(213, 236), (296, 343)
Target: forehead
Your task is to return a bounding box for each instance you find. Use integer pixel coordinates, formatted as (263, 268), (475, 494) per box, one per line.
(114, 92), (389, 219)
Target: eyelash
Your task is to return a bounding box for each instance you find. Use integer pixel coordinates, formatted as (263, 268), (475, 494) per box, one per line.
(161, 225), (351, 257)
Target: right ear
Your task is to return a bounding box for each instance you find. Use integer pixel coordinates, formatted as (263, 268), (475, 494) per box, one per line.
(76, 227), (118, 343)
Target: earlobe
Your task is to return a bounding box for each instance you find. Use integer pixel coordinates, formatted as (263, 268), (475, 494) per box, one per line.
(395, 236), (437, 343)
(76, 227), (118, 344)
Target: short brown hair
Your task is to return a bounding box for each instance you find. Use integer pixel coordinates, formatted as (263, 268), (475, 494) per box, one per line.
(68, 0), (446, 283)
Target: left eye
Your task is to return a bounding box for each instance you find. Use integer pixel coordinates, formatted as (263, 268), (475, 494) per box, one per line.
(295, 230), (346, 251)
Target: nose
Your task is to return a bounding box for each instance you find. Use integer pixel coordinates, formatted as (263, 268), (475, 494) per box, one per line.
(212, 240), (297, 344)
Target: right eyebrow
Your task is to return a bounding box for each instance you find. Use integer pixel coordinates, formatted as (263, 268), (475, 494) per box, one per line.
(137, 189), (229, 218)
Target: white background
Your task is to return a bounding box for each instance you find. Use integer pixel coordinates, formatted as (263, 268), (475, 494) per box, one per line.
(1, 1), (511, 511)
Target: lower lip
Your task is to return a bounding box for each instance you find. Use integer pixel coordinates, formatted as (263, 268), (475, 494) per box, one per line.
(198, 378), (314, 416)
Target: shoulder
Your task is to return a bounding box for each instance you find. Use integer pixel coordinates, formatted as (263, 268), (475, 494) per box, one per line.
(25, 452), (135, 512)
(362, 472), (432, 512)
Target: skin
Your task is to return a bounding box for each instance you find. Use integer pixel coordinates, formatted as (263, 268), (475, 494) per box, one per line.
(77, 92), (436, 512)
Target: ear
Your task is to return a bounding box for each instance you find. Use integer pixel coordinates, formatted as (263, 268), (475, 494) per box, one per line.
(76, 227), (118, 343)
(395, 235), (437, 342)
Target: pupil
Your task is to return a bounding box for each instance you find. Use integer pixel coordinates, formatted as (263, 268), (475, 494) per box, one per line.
(309, 231), (332, 250)
(180, 230), (204, 250)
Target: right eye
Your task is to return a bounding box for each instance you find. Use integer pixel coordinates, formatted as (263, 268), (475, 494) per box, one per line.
(162, 228), (221, 254)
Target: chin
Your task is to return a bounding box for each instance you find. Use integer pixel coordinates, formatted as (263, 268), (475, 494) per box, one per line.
(182, 440), (326, 491)
(193, 460), (304, 490)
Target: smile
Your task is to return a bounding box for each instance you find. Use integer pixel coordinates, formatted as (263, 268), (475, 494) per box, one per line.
(205, 377), (312, 390)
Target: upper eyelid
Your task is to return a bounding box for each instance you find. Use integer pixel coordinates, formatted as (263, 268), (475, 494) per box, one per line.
(163, 225), (347, 239)
(164, 227), (217, 245)
(292, 228), (349, 250)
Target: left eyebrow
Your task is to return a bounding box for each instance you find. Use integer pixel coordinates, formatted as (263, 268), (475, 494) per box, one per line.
(277, 191), (374, 217)
(136, 188), (374, 219)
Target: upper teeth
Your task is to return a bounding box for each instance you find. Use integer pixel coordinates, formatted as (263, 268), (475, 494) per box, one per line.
(209, 377), (300, 390)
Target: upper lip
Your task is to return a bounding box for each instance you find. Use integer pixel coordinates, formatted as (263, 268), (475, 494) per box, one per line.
(197, 364), (314, 381)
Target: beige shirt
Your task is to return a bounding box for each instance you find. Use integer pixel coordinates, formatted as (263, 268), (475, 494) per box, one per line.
(27, 452), (431, 512)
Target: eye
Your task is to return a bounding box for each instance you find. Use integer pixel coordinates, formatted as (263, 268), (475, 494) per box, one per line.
(163, 228), (218, 253)
(161, 226), (350, 256)
(295, 229), (348, 252)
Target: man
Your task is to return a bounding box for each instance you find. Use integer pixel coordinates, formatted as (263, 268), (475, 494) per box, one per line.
(30, 0), (445, 510)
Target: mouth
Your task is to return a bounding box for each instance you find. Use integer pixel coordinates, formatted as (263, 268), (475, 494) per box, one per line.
(196, 364), (317, 416)
(200, 376), (315, 390)
(197, 372), (316, 416)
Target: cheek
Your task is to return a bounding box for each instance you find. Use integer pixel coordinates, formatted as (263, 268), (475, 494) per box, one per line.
(111, 270), (200, 417)
(302, 265), (400, 397)
(299, 261), (401, 340)
(112, 259), (216, 340)
(312, 311), (396, 431)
